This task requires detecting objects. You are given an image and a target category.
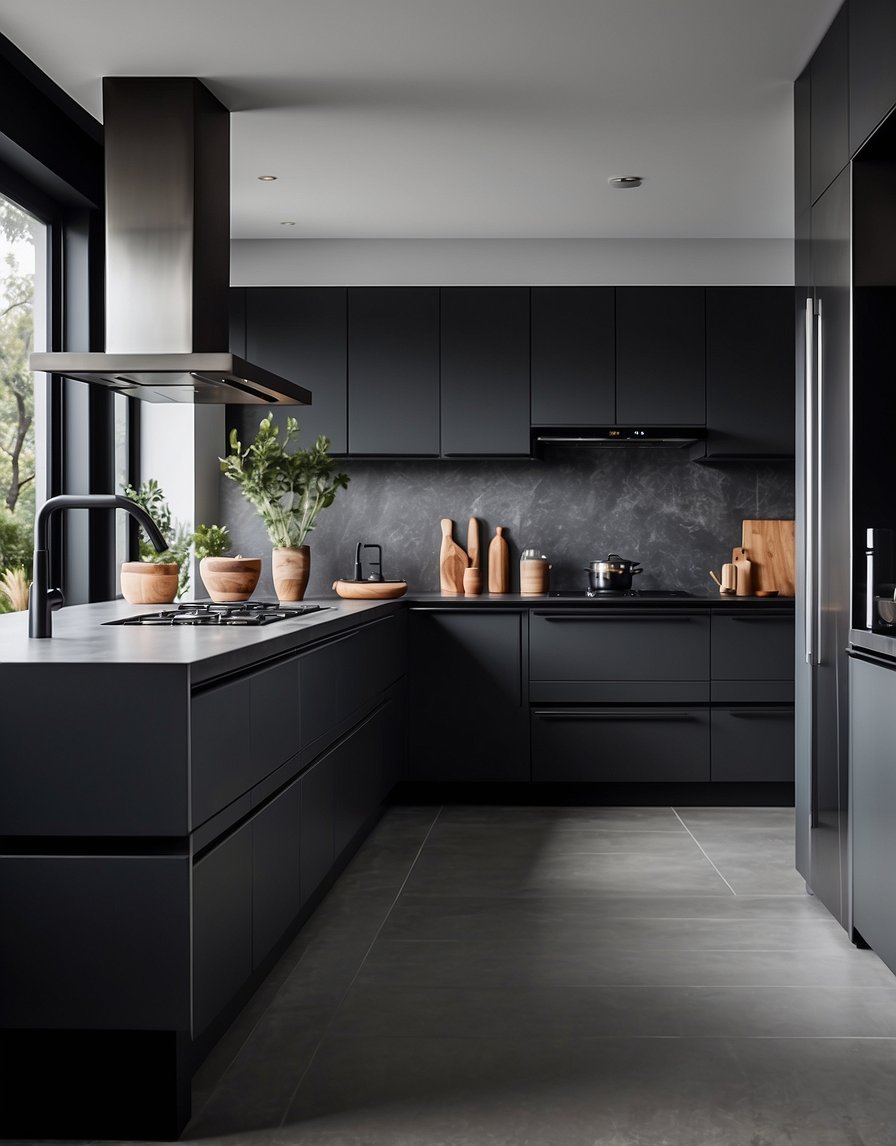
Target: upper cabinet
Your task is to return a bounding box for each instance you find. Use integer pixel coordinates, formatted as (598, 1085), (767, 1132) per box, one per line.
(245, 288), (347, 454)
(616, 287), (705, 425)
(703, 288), (794, 459)
(794, 64), (812, 221)
(347, 287), (440, 456)
(531, 287), (615, 425)
(850, 0), (896, 155)
(810, 4), (850, 205)
(440, 287), (531, 456)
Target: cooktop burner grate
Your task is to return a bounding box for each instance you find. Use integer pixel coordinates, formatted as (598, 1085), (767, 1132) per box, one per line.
(549, 589), (694, 599)
(106, 601), (329, 626)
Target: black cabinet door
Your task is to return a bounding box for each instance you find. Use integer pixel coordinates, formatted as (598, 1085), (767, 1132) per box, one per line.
(244, 287), (347, 453)
(299, 753), (335, 903)
(850, 0), (896, 156)
(615, 288), (705, 424)
(810, 5), (850, 204)
(711, 613), (795, 681)
(532, 707), (710, 782)
(531, 287), (615, 425)
(440, 288), (530, 455)
(249, 659), (301, 787)
(795, 64), (812, 220)
(192, 822), (253, 1036)
(252, 780), (302, 969)
(711, 708), (794, 782)
(851, 655), (896, 971)
(704, 288), (794, 457)
(348, 288), (440, 455)
(191, 678), (251, 828)
(408, 610), (528, 781)
(334, 708), (384, 855)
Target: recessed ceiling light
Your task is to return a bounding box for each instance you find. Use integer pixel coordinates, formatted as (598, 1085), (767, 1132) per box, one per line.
(280, 220), (296, 226)
(257, 174), (278, 182)
(608, 176), (643, 189)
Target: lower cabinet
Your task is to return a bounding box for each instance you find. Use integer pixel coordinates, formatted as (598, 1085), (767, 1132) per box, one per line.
(300, 752), (336, 904)
(252, 779), (302, 969)
(192, 823), (253, 1037)
(408, 610), (528, 781)
(531, 707), (710, 782)
(710, 707), (794, 782)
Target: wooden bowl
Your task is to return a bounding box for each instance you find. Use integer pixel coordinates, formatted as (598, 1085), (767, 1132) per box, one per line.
(120, 562), (180, 605)
(200, 556), (262, 603)
(332, 579), (408, 600)
(754, 590), (779, 598)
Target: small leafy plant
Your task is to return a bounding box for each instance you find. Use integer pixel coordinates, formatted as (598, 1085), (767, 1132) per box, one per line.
(192, 523), (232, 561)
(221, 414), (349, 549)
(122, 478), (192, 598)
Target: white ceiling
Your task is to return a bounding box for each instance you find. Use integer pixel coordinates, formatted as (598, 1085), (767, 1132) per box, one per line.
(0, 0), (840, 241)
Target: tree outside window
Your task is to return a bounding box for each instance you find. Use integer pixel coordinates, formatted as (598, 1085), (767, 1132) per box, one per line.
(0, 195), (39, 611)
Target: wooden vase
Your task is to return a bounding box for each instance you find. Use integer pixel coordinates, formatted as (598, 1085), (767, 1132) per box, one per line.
(120, 562), (179, 605)
(272, 545), (310, 602)
(199, 556), (262, 603)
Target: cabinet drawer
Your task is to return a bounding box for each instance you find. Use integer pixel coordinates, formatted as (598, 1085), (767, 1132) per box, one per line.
(710, 708), (794, 782)
(531, 707), (710, 782)
(250, 659), (300, 785)
(711, 614), (794, 681)
(191, 677), (252, 827)
(252, 779), (301, 969)
(530, 612), (709, 682)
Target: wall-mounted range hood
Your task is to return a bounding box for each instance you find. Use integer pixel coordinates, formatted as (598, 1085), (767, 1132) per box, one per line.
(533, 427), (706, 449)
(31, 77), (311, 406)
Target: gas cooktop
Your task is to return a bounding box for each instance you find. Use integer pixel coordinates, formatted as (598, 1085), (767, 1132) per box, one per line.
(549, 589), (694, 599)
(106, 601), (329, 627)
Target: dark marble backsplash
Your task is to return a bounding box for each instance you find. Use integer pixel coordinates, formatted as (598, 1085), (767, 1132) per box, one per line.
(219, 444), (795, 598)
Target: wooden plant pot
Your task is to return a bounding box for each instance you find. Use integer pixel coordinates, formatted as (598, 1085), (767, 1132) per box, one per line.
(199, 556), (262, 603)
(272, 545), (310, 602)
(120, 562), (179, 605)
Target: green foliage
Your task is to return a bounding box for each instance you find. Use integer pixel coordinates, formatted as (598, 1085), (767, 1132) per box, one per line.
(221, 414), (349, 549)
(193, 523), (231, 560)
(0, 505), (31, 573)
(122, 478), (192, 599)
(0, 197), (36, 525)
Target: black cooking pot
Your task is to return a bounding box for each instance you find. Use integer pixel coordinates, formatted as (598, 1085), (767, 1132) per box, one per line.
(584, 554), (643, 592)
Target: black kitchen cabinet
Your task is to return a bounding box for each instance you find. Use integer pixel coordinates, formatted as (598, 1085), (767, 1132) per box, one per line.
(348, 287), (440, 455)
(711, 708), (794, 782)
(615, 288), (705, 425)
(191, 676), (252, 829)
(851, 653), (896, 969)
(702, 288), (794, 458)
(530, 287), (615, 425)
(711, 612), (795, 702)
(244, 287), (347, 453)
(192, 822), (253, 1037)
(440, 287), (530, 455)
(335, 704), (385, 853)
(850, 0), (896, 155)
(795, 64), (812, 220)
(252, 779), (302, 969)
(810, 4), (850, 204)
(299, 751), (336, 904)
(532, 706), (710, 783)
(408, 609), (528, 780)
(249, 658), (301, 784)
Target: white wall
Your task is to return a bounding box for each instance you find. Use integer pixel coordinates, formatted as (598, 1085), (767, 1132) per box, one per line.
(231, 238), (794, 287)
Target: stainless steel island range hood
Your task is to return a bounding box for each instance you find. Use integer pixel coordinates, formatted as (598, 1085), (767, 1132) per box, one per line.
(31, 78), (311, 406)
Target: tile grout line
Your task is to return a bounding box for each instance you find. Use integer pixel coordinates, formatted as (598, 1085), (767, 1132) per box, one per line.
(277, 804), (446, 1128)
(671, 807), (738, 896)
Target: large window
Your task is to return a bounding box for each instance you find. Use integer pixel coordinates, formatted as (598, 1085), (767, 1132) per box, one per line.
(0, 193), (46, 612)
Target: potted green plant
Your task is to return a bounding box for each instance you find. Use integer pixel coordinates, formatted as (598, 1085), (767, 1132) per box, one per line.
(193, 523), (262, 603)
(121, 479), (191, 604)
(221, 414), (349, 601)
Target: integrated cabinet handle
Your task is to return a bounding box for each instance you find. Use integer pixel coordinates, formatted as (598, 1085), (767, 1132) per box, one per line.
(726, 708), (793, 718)
(815, 296), (824, 668)
(720, 614), (791, 622)
(533, 709), (699, 721)
(533, 613), (696, 622)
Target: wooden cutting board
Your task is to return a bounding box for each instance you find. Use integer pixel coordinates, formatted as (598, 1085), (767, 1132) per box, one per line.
(439, 518), (468, 595)
(741, 519), (795, 597)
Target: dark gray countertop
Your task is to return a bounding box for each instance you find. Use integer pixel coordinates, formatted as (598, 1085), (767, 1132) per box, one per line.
(0, 591), (794, 678)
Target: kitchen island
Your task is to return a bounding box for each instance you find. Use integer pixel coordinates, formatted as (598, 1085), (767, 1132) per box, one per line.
(0, 591), (793, 1138)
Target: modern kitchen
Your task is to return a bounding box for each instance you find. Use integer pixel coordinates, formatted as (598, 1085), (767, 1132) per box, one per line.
(1, 2), (895, 1143)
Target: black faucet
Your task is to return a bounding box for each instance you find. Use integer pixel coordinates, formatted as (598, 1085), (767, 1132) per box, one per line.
(353, 541), (384, 582)
(28, 494), (170, 638)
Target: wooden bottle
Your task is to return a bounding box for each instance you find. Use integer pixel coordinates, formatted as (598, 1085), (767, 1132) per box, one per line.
(488, 526), (510, 594)
(439, 518), (468, 595)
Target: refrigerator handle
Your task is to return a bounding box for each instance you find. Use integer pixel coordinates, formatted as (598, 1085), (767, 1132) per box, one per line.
(815, 297), (824, 667)
(804, 296), (816, 666)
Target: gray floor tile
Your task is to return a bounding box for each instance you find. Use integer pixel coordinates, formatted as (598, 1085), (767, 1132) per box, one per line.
(284, 1034), (896, 1146)
(425, 823), (705, 857)
(331, 982), (896, 1039)
(675, 806), (796, 831)
(359, 937), (896, 989)
(438, 805), (685, 830)
(268, 939), (372, 1012)
(402, 847), (733, 897)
